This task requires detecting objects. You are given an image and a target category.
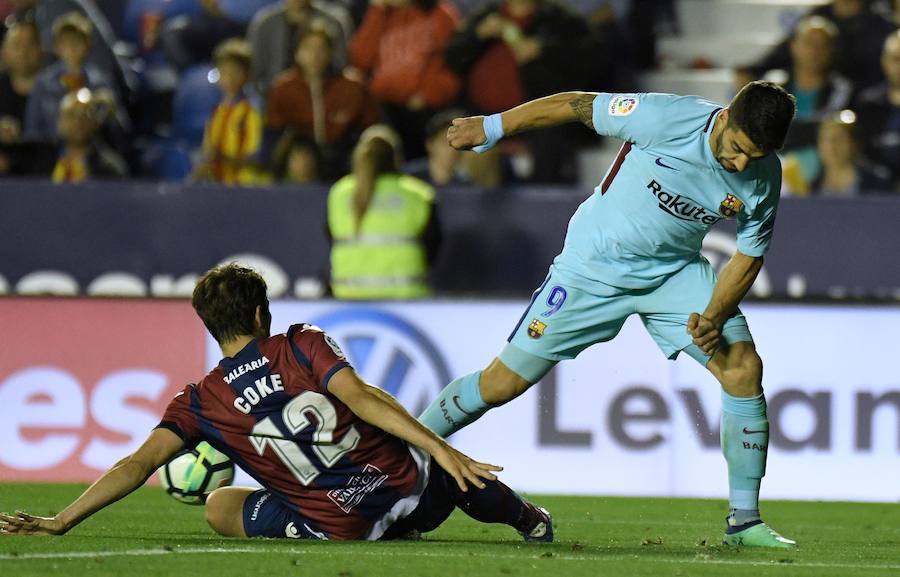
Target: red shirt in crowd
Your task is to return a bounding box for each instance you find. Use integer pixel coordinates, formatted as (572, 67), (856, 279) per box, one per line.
(350, 2), (460, 108)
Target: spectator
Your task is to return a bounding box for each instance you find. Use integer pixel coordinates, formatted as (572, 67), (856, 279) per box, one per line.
(566, 0), (631, 23)
(340, 0), (369, 26)
(159, 0), (278, 69)
(0, 21), (43, 144)
(404, 108), (501, 188)
(349, 0), (460, 160)
(247, 0), (352, 95)
(10, 0), (136, 96)
(51, 89), (128, 182)
(24, 11), (125, 142)
(581, 1), (636, 92)
(445, 0), (594, 182)
(327, 124), (441, 299)
(888, 0), (900, 24)
(404, 108), (462, 186)
(195, 38), (268, 185)
(737, 0), (894, 93)
(771, 17), (854, 191)
(812, 111), (892, 196)
(764, 16), (852, 122)
(854, 31), (900, 183)
(267, 22), (379, 179)
(275, 135), (322, 184)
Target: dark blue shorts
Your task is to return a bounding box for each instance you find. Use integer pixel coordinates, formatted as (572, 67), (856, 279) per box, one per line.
(241, 467), (458, 541)
(242, 489), (327, 540)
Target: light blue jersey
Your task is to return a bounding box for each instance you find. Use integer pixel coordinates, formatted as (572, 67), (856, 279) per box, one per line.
(553, 93), (782, 291)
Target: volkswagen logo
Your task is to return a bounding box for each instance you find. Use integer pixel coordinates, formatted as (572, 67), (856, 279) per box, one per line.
(313, 308), (452, 416)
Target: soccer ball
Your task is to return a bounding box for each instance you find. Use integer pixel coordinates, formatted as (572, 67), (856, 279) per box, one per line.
(158, 442), (234, 505)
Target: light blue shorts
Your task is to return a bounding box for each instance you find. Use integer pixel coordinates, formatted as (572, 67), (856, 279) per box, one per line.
(506, 257), (753, 377)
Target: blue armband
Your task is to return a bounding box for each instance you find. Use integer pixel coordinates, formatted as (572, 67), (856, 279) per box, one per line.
(473, 113), (504, 153)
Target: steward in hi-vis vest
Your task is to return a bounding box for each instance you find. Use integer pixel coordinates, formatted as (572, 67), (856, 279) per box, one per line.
(328, 125), (440, 299)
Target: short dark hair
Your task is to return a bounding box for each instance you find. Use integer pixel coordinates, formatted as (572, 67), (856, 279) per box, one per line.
(192, 264), (268, 343)
(728, 81), (796, 153)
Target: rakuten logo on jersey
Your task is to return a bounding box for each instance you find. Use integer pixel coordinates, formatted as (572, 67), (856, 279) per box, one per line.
(0, 298), (205, 481)
(647, 180), (721, 225)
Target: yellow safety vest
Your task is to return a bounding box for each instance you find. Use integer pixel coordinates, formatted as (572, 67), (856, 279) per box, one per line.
(328, 173), (435, 299)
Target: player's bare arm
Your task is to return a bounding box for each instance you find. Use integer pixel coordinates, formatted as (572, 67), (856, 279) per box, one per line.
(447, 92), (599, 150)
(689, 251), (764, 355)
(0, 428), (184, 536)
(328, 367), (501, 492)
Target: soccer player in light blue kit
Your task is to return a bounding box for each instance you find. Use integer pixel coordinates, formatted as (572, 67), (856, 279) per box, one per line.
(419, 81), (798, 548)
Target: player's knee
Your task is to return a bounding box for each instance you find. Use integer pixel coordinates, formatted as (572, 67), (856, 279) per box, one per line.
(718, 347), (763, 397)
(480, 358), (532, 405)
(205, 488), (244, 537)
(204, 489), (228, 535)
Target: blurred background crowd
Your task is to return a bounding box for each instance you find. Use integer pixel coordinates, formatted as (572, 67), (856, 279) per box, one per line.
(0, 0), (898, 198)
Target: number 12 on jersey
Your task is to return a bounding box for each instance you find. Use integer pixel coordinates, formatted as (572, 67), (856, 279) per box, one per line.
(249, 392), (361, 485)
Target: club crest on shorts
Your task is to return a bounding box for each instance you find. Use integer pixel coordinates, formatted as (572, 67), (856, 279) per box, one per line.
(719, 194), (744, 218)
(527, 319), (546, 339)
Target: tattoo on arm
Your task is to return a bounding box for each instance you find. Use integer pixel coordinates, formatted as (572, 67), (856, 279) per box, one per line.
(569, 95), (595, 130)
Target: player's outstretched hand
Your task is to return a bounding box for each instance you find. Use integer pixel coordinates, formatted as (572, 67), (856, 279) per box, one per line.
(0, 511), (66, 536)
(431, 443), (502, 493)
(687, 312), (721, 356)
(447, 116), (487, 151)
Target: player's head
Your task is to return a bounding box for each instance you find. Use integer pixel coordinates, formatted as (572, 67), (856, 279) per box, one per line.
(192, 264), (272, 345)
(715, 81), (796, 172)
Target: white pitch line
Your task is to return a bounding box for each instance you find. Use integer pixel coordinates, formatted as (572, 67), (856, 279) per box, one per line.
(561, 518), (900, 532)
(0, 546), (897, 571)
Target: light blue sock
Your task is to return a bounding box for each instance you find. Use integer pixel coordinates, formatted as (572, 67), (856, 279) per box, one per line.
(720, 391), (768, 523)
(418, 371), (490, 437)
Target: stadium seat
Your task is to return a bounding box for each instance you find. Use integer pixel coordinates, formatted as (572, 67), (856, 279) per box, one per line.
(172, 64), (222, 147)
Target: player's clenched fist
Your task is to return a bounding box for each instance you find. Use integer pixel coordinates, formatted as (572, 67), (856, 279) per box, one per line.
(447, 116), (487, 151)
(687, 312), (721, 356)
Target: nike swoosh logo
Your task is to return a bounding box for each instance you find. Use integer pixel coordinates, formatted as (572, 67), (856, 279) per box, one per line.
(742, 427), (767, 435)
(655, 157), (677, 170)
(452, 395), (474, 416)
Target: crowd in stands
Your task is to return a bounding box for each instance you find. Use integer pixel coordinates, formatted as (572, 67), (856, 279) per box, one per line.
(0, 0), (896, 197)
(738, 0), (900, 196)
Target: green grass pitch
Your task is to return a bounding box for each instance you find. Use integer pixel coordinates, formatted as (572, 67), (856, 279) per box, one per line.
(1, 483), (897, 577)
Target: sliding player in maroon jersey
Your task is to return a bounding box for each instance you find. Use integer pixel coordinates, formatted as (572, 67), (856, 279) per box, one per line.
(0, 264), (552, 542)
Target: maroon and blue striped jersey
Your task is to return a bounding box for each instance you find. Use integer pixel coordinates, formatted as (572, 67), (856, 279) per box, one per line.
(157, 323), (429, 540)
